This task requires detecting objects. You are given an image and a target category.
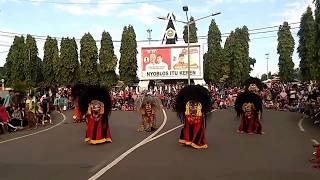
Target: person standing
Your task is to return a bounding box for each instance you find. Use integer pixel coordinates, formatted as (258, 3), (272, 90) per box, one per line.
(25, 95), (37, 129)
(235, 77), (264, 135)
(175, 85), (211, 149)
(76, 85), (112, 145)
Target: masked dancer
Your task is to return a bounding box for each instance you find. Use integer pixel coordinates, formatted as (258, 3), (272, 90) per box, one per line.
(175, 85), (211, 149)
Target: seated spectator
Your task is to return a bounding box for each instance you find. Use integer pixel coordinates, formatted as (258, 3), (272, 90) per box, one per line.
(7, 105), (24, 132)
(265, 100), (274, 109)
(121, 102), (129, 111)
(286, 100), (299, 112)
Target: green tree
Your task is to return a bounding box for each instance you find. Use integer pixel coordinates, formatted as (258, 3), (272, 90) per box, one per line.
(294, 68), (301, 80)
(235, 26), (251, 80)
(119, 25), (138, 85)
(25, 34), (43, 87)
(314, 0), (320, 79)
(223, 26), (253, 86)
(98, 31), (118, 87)
(4, 36), (27, 85)
(249, 57), (256, 72)
(204, 19), (224, 83)
(277, 22), (295, 82)
(224, 31), (243, 86)
(298, 7), (316, 81)
(59, 37), (79, 85)
(183, 16), (198, 43)
(261, 74), (268, 81)
(79, 33), (99, 85)
(43, 36), (59, 85)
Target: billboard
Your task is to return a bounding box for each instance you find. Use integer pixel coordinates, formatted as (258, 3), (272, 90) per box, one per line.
(140, 44), (203, 80)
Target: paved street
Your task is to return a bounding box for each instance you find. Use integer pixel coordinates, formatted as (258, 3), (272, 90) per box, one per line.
(0, 109), (320, 180)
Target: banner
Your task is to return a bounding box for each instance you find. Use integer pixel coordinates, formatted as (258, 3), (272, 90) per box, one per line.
(140, 44), (203, 80)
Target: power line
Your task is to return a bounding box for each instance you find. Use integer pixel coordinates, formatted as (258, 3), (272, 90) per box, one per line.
(0, 24), (301, 44)
(199, 22), (300, 38)
(10, 0), (175, 5)
(248, 22), (300, 32)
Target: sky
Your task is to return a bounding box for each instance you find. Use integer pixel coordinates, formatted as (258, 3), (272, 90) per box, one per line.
(0, 0), (316, 79)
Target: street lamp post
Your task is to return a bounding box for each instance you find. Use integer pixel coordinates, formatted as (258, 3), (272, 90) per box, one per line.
(158, 8), (221, 85)
(147, 29), (152, 45)
(265, 53), (269, 78)
(183, 6), (191, 85)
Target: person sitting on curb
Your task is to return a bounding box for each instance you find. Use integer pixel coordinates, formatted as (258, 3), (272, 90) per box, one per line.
(7, 105), (24, 132)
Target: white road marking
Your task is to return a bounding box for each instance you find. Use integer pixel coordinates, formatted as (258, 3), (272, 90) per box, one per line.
(311, 139), (319, 145)
(88, 109), (168, 180)
(298, 118), (305, 132)
(148, 124), (184, 142)
(147, 110), (216, 143)
(0, 112), (66, 144)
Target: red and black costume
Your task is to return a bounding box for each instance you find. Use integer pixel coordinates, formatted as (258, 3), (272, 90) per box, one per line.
(72, 84), (86, 123)
(76, 85), (112, 145)
(310, 144), (320, 169)
(175, 85), (211, 149)
(235, 77), (264, 134)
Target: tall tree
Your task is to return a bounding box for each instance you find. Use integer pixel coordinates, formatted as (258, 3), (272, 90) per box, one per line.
(261, 74), (268, 81)
(298, 6), (316, 81)
(4, 36), (27, 85)
(119, 25), (138, 85)
(314, 0), (320, 79)
(267, 71), (272, 79)
(25, 34), (42, 87)
(237, 26), (251, 80)
(249, 57), (256, 72)
(224, 31), (243, 86)
(43, 36), (59, 85)
(183, 16), (198, 43)
(98, 31), (117, 87)
(277, 22), (295, 82)
(59, 37), (79, 85)
(204, 19), (224, 83)
(79, 33), (99, 85)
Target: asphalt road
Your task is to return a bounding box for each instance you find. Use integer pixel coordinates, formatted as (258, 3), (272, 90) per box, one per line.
(0, 109), (319, 180)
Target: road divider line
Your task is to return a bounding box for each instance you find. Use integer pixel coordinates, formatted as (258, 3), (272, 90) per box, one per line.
(88, 109), (168, 180)
(148, 124), (184, 143)
(311, 139), (319, 145)
(298, 118), (305, 132)
(147, 110), (216, 143)
(0, 112), (66, 144)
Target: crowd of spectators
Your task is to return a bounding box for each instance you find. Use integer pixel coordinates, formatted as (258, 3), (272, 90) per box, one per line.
(110, 82), (320, 127)
(261, 82), (320, 125)
(1, 80), (319, 135)
(0, 86), (73, 135)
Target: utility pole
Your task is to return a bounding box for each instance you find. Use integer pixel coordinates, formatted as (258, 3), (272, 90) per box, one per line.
(158, 9), (221, 85)
(147, 29), (152, 45)
(265, 53), (269, 78)
(183, 6), (191, 85)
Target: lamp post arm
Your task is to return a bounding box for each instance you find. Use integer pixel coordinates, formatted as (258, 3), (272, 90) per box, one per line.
(194, 12), (221, 22)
